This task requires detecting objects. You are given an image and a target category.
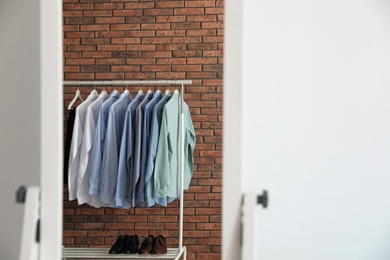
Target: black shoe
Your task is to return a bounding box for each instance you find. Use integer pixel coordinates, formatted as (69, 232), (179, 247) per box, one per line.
(138, 235), (154, 254)
(123, 235), (140, 254)
(109, 235), (128, 254)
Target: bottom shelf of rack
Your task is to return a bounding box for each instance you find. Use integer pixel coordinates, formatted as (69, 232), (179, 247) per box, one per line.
(62, 247), (186, 259)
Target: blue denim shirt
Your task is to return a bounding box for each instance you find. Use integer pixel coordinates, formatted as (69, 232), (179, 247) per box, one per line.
(132, 92), (153, 206)
(115, 94), (144, 207)
(88, 91), (120, 196)
(144, 94), (177, 207)
(99, 93), (132, 206)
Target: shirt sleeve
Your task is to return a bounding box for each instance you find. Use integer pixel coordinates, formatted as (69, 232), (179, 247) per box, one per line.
(184, 105), (196, 189)
(153, 108), (173, 198)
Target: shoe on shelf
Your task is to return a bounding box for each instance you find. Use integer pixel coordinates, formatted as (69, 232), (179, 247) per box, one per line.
(138, 235), (154, 254)
(109, 234), (128, 254)
(153, 234), (167, 254)
(123, 235), (140, 254)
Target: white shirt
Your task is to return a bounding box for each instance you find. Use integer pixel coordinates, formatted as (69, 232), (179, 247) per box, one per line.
(68, 92), (98, 201)
(76, 91), (109, 206)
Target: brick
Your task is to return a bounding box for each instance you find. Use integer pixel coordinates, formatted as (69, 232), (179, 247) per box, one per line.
(82, 52), (111, 58)
(156, 30), (186, 37)
(124, 2), (154, 9)
(111, 65), (140, 72)
(75, 223), (104, 230)
(64, 52), (81, 59)
(97, 45), (126, 51)
(96, 58), (125, 65)
(174, 8), (205, 15)
(112, 10), (143, 17)
(126, 58), (156, 65)
(94, 3), (124, 9)
(202, 21), (224, 29)
(141, 23), (171, 30)
(63, 25), (79, 32)
(205, 7), (223, 14)
(156, 44), (186, 51)
(112, 51), (142, 58)
(80, 65), (110, 73)
(188, 43), (218, 50)
(156, 16), (186, 23)
(172, 65), (202, 72)
(80, 25), (110, 31)
(187, 57), (217, 64)
(117, 216), (148, 222)
(104, 223), (135, 229)
(171, 22), (201, 30)
(197, 238), (221, 245)
(111, 38), (141, 44)
(64, 73), (94, 79)
(63, 11), (83, 17)
(67, 45), (96, 52)
(95, 31), (125, 38)
(203, 50), (223, 57)
(83, 10), (112, 17)
(63, 4), (93, 10)
(126, 16), (156, 23)
(187, 72), (216, 79)
(186, 29), (216, 36)
(66, 59), (95, 65)
(173, 51), (202, 57)
(155, 72), (185, 79)
(124, 72), (155, 79)
(65, 32), (94, 38)
(126, 31), (155, 37)
(186, 1), (215, 7)
(81, 38), (110, 45)
(95, 17), (125, 24)
(63, 230), (88, 237)
(184, 216), (209, 223)
(155, 1), (185, 8)
(135, 223), (165, 229)
(143, 51), (172, 58)
(142, 37), (171, 44)
(88, 230), (118, 237)
(141, 65), (171, 72)
(95, 73), (125, 79)
(64, 39), (80, 45)
(157, 58), (186, 65)
(111, 23), (141, 30)
(128, 45), (156, 51)
(172, 36), (201, 43)
(203, 36), (223, 43)
(144, 9), (173, 16)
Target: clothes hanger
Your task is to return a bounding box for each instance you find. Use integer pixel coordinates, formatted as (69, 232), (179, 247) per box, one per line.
(124, 84), (129, 94)
(147, 81), (153, 94)
(90, 84), (98, 96)
(156, 86), (161, 93)
(68, 88), (83, 110)
(137, 80), (143, 95)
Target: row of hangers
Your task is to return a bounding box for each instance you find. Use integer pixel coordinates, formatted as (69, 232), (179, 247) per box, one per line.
(67, 86), (179, 110)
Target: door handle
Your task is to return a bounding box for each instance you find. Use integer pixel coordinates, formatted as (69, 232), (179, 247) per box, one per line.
(257, 190), (268, 208)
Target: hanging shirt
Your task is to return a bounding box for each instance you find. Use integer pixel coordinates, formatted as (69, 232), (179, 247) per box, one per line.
(144, 94), (176, 207)
(132, 92), (153, 206)
(136, 91), (163, 206)
(154, 93), (196, 198)
(76, 91), (109, 206)
(68, 92), (98, 201)
(115, 93), (144, 207)
(64, 108), (76, 185)
(99, 93), (132, 206)
(88, 91), (120, 197)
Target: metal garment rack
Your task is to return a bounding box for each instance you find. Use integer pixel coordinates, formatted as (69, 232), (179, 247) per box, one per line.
(62, 80), (191, 260)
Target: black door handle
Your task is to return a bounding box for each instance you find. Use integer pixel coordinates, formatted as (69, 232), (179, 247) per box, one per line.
(257, 190), (268, 208)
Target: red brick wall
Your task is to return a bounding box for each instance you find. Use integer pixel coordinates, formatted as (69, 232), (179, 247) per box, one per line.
(63, 1), (223, 259)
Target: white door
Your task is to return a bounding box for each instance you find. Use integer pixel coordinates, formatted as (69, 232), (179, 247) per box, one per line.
(0, 0), (62, 259)
(223, 0), (390, 259)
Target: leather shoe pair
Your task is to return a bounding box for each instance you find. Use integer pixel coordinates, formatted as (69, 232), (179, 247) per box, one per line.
(138, 234), (167, 254)
(109, 234), (139, 254)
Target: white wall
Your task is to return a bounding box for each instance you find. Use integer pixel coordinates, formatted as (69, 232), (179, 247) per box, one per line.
(224, 0), (390, 259)
(0, 1), (41, 259)
(0, 0), (62, 259)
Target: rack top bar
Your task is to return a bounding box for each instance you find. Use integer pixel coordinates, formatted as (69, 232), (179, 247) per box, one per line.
(63, 80), (192, 85)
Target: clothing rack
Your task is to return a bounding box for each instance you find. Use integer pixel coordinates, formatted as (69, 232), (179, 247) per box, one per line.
(62, 80), (191, 260)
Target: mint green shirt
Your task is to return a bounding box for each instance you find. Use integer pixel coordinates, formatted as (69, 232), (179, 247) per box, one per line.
(153, 93), (196, 198)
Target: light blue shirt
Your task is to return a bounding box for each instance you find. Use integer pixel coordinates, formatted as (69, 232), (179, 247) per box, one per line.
(115, 94), (144, 207)
(144, 94), (176, 207)
(154, 93), (196, 198)
(88, 91), (120, 196)
(136, 91), (163, 206)
(99, 93), (132, 206)
(132, 92), (153, 206)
